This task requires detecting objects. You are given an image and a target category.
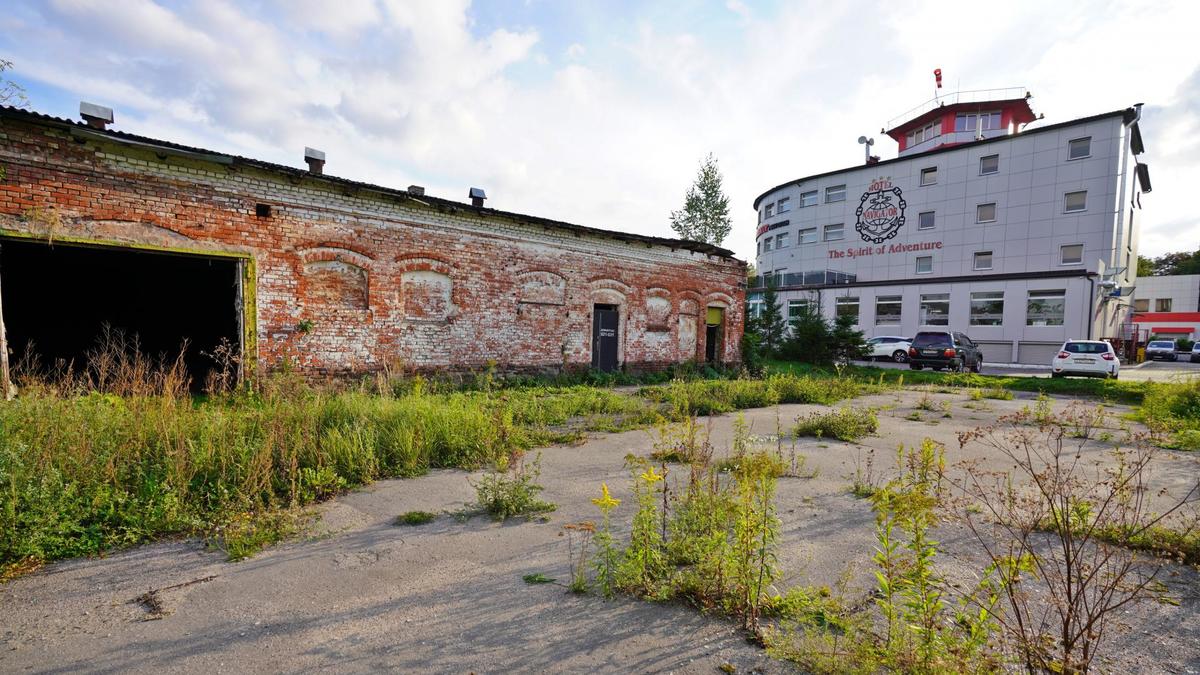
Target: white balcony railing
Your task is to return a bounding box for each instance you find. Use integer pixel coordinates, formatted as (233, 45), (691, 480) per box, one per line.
(886, 87), (1028, 131)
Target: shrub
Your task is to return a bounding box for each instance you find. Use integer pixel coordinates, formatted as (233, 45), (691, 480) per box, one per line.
(471, 453), (555, 521)
(793, 407), (878, 442)
(395, 511), (437, 526)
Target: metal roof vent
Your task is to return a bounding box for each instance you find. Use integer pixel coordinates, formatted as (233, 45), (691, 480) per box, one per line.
(407, 185), (425, 196)
(304, 147), (325, 175)
(79, 102), (114, 130)
(469, 187), (486, 207)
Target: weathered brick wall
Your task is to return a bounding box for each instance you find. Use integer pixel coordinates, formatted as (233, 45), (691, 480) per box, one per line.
(0, 113), (745, 375)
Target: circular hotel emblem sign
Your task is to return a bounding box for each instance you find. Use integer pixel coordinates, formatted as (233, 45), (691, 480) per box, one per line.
(855, 177), (906, 243)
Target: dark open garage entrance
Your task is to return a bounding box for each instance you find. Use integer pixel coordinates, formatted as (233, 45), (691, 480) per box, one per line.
(0, 238), (243, 390)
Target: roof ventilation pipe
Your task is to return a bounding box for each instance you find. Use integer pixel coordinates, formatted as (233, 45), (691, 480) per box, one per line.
(304, 147), (325, 175)
(469, 187), (486, 207)
(79, 102), (114, 130)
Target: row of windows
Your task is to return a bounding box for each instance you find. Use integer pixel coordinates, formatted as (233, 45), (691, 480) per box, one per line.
(761, 191), (1089, 251)
(749, 290), (1068, 328)
(761, 185), (846, 220)
(918, 136), (1092, 186)
(906, 113), (1005, 148)
(762, 136), (1096, 225)
(909, 244), (1084, 276)
(1133, 298), (1174, 312)
(759, 223), (845, 252)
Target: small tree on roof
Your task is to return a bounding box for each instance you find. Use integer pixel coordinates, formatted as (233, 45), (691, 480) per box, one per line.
(669, 153), (732, 246)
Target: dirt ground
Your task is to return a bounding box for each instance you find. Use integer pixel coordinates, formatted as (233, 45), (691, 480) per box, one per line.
(3, 388), (1200, 673)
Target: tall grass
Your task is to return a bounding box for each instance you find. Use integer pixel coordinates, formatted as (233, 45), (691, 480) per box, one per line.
(0, 346), (680, 568)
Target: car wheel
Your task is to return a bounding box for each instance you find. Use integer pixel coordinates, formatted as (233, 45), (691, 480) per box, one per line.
(892, 350), (908, 363)
(1051, 372), (1063, 378)
(970, 360), (982, 374)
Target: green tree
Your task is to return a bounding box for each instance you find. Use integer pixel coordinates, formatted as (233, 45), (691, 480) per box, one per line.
(669, 153), (732, 245)
(1145, 249), (1200, 276)
(1137, 255), (1155, 277)
(756, 280), (787, 356)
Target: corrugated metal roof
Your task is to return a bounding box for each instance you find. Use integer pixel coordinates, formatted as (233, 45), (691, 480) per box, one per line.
(0, 105), (738, 260)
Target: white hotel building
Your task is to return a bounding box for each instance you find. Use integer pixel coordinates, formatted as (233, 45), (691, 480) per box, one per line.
(750, 89), (1152, 364)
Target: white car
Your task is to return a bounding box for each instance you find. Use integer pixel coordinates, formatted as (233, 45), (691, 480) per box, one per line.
(1051, 340), (1119, 379)
(866, 335), (912, 362)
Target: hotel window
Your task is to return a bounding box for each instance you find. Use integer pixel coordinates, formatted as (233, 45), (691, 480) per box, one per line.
(765, 202), (775, 218)
(824, 223), (844, 241)
(762, 237), (772, 252)
(798, 227), (818, 244)
(799, 190), (818, 207)
(1133, 298), (1149, 312)
(976, 202), (997, 223)
(875, 295), (902, 325)
(906, 121), (941, 146)
(979, 154), (999, 175)
(836, 296), (860, 323)
(973, 251), (993, 271)
(826, 185), (846, 203)
(955, 111), (1002, 132)
(920, 293), (950, 326)
(1064, 190), (1087, 213)
(747, 299), (764, 319)
(787, 299), (811, 326)
(775, 232), (790, 249)
(1068, 136), (1091, 160)
(1060, 244), (1083, 265)
(1026, 290), (1066, 326)
(970, 291), (1004, 326)
(777, 196), (791, 213)
(918, 211), (935, 230)
(920, 166), (938, 186)
(915, 256), (933, 274)
(1156, 298), (1173, 312)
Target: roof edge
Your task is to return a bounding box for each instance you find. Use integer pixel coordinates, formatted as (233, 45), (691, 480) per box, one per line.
(752, 107), (1133, 210)
(0, 105), (739, 260)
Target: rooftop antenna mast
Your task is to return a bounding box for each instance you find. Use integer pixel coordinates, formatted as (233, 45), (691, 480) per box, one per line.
(857, 135), (874, 164)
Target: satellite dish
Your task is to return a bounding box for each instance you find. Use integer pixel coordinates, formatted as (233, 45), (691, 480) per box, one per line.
(857, 136), (868, 144)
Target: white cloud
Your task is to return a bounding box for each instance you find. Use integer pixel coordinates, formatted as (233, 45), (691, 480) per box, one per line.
(0, 0), (1196, 264)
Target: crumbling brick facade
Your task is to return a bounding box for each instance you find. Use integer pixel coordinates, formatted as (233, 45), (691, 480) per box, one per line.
(0, 108), (744, 377)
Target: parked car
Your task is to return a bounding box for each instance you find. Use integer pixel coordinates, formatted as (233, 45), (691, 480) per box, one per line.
(907, 331), (983, 372)
(866, 335), (911, 362)
(1191, 343), (1200, 363)
(1145, 340), (1179, 362)
(1051, 340), (1119, 379)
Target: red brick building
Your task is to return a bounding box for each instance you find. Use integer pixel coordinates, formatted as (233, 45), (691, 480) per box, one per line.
(0, 106), (744, 384)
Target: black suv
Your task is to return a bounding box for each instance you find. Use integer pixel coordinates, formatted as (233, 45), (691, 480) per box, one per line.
(908, 331), (983, 372)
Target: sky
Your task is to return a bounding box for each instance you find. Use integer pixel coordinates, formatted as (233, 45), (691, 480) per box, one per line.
(1, 0), (1197, 263)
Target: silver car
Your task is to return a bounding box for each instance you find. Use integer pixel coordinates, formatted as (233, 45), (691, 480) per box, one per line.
(1145, 340), (1178, 362)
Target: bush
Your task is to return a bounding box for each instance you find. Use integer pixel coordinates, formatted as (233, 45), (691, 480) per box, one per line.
(793, 407), (878, 442)
(778, 313), (868, 365)
(471, 453), (555, 521)
(1176, 338), (1195, 352)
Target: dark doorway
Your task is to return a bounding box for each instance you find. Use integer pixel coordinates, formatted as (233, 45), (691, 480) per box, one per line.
(591, 304), (619, 372)
(705, 307), (724, 363)
(0, 238), (242, 388)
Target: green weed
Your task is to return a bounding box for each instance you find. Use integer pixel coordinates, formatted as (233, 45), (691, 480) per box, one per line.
(793, 407), (879, 442)
(471, 453), (555, 521)
(395, 511), (437, 526)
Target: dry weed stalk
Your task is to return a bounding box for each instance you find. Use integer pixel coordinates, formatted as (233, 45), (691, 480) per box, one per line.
(950, 405), (1200, 673)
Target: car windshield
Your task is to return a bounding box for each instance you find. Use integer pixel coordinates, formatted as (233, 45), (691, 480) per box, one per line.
(1148, 341), (1175, 349)
(1064, 342), (1109, 354)
(912, 333), (952, 348)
